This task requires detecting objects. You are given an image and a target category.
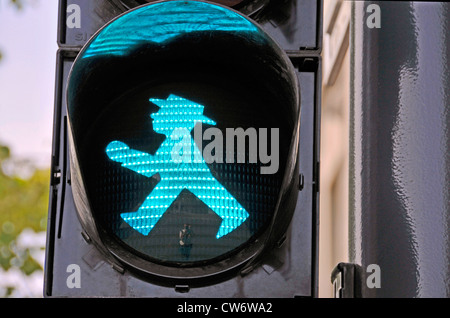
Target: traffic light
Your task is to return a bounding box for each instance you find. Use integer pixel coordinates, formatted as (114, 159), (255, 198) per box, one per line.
(45, 0), (322, 298)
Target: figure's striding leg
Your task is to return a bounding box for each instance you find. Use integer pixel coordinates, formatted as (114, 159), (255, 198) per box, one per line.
(121, 182), (182, 235)
(188, 177), (249, 239)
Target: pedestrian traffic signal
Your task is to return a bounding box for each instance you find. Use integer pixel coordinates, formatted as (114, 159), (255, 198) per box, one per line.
(45, 0), (322, 298)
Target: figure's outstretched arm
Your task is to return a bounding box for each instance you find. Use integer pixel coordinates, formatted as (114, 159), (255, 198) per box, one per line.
(106, 140), (157, 178)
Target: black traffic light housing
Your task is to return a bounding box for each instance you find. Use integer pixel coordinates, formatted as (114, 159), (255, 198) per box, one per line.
(44, 0), (322, 297)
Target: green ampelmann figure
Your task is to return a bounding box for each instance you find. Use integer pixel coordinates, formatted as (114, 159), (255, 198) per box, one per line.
(106, 94), (249, 239)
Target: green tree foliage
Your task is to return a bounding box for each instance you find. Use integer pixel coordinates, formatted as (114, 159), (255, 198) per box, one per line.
(0, 144), (49, 274)
(9, 0), (26, 10)
(0, 1), (47, 297)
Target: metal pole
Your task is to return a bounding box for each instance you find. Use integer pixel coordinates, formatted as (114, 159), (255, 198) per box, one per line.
(349, 1), (450, 297)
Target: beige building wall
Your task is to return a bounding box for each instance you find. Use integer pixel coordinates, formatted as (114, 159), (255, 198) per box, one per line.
(319, 0), (350, 298)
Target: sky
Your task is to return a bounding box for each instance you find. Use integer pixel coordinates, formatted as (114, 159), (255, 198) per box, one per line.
(0, 0), (59, 169)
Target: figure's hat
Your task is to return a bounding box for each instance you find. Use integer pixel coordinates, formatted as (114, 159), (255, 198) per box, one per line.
(150, 95), (216, 132)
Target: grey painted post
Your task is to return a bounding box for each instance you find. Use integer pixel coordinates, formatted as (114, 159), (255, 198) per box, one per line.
(349, 1), (450, 297)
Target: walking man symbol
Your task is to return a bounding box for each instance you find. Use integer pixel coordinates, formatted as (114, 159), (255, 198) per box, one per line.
(106, 95), (249, 239)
